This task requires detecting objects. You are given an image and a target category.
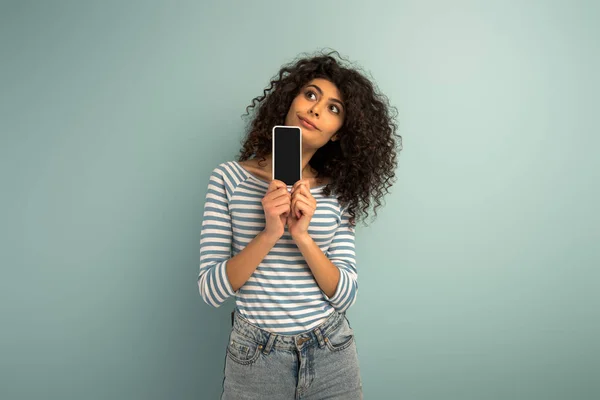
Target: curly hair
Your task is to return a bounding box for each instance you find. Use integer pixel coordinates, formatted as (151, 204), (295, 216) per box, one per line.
(238, 49), (402, 226)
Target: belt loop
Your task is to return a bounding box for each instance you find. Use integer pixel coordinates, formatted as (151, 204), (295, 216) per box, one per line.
(263, 332), (277, 355)
(313, 327), (326, 348)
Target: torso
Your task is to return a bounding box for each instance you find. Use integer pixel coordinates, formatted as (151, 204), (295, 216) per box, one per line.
(239, 158), (331, 188)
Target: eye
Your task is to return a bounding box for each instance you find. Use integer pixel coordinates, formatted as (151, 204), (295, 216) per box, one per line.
(304, 89), (342, 115)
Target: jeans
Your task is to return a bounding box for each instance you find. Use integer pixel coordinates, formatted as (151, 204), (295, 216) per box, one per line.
(221, 308), (363, 399)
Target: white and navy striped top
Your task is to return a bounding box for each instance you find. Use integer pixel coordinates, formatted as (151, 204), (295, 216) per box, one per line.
(198, 161), (358, 335)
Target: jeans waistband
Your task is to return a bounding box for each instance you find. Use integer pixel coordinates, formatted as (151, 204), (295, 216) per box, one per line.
(231, 308), (347, 353)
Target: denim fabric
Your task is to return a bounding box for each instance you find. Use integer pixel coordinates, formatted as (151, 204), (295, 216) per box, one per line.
(221, 308), (363, 399)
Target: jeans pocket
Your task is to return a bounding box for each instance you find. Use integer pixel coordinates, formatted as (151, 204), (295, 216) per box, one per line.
(325, 318), (355, 352)
(226, 330), (262, 365)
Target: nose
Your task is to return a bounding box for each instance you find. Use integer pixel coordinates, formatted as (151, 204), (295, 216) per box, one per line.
(309, 108), (319, 117)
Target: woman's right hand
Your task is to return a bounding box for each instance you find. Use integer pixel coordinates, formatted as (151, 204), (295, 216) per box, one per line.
(261, 180), (291, 239)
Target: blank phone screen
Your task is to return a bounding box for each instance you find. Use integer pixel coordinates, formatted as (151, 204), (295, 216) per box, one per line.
(273, 126), (301, 185)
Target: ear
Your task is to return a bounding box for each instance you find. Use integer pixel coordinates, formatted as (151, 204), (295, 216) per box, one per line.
(330, 133), (339, 142)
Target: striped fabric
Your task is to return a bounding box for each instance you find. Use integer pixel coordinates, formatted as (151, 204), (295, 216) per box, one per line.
(198, 161), (358, 335)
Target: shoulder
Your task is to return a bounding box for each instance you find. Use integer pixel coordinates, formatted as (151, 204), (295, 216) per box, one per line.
(210, 161), (245, 178)
(206, 161), (247, 191)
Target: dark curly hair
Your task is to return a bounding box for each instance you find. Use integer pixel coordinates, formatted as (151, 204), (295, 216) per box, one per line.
(238, 49), (402, 226)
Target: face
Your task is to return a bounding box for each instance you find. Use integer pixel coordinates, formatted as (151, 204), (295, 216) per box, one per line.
(284, 78), (345, 150)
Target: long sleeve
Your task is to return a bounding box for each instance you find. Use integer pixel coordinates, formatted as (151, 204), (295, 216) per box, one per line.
(197, 167), (236, 308)
(321, 206), (358, 312)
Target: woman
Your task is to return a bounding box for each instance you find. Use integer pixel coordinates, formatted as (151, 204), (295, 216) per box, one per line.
(198, 50), (401, 399)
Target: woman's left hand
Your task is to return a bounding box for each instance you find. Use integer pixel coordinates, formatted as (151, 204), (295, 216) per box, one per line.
(287, 179), (317, 239)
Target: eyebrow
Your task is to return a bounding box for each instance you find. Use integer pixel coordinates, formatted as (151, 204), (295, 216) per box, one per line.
(305, 84), (345, 110)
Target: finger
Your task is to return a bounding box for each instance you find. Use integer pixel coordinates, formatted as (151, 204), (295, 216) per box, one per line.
(268, 179), (287, 193)
(293, 178), (310, 191)
(298, 183), (313, 199)
(292, 194), (312, 219)
(264, 196), (290, 217)
(293, 193), (311, 207)
(272, 203), (291, 216)
(291, 197), (300, 219)
(300, 185), (317, 208)
(270, 194), (292, 208)
(291, 183), (311, 201)
(294, 197), (314, 217)
(264, 187), (290, 202)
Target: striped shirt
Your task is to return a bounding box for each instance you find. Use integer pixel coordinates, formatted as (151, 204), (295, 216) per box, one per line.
(197, 161), (358, 335)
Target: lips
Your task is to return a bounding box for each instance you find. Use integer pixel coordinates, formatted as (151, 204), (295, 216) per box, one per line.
(298, 116), (318, 130)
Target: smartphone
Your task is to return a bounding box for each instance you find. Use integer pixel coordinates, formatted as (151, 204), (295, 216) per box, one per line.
(272, 125), (302, 185)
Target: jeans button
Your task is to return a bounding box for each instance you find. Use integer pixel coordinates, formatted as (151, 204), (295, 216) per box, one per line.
(297, 337), (308, 345)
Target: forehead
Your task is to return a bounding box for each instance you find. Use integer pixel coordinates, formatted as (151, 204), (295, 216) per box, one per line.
(305, 78), (342, 99)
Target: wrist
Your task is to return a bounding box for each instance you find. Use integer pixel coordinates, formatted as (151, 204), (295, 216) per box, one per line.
(261, 229), (282, 243)
(291, 232), (312, 245)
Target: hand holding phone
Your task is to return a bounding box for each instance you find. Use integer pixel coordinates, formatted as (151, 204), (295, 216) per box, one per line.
(261, 179), (291, 239)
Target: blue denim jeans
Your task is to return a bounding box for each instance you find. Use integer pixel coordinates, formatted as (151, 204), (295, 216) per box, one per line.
(221, 308), (363, 399)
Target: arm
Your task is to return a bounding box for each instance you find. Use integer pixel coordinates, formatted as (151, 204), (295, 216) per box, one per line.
(198, 168), (279, 307)
(293, 206), (358, 312)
